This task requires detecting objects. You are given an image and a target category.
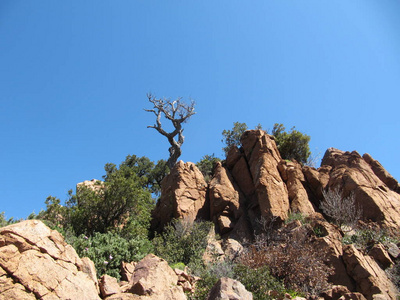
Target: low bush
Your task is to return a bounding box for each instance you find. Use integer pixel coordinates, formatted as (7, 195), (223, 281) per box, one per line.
(152, 219), (213, 271)
(240, 227), (333, 296)
(70, 231), (153, 279)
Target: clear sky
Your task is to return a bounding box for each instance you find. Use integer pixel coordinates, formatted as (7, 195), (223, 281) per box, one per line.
(1, 1), (400, 220)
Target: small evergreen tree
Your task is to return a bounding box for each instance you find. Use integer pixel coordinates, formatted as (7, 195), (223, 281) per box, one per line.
(221, 122), (248, 155)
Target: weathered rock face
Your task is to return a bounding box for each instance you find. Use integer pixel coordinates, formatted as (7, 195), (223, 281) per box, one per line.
(278, 160), (316, 215)
(207, 277), (253, 300)
(128, 254), (186, 300)
(0, 220), (100, 300)
(307, 213), (356, 290)
(77, 178), (104, 192)
(343, 244), (398, 300)
(209, 162), (247, 234)
(241, 130), (290, 221)
(321, 148), (400, 230)
(151, 161), (208, 231)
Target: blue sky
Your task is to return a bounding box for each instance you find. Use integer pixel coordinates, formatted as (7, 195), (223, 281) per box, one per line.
(1, 1), (400, 220)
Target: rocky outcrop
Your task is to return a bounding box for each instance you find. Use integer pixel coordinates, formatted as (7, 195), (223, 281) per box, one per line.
(307, 213), (355, 290)
(0, 220), (100, 300)
(278, 160), (315, 215)
(209, 162), (241, 234)
(321, 148), (400, 230)
(77, 178), (104, 192)
(128, 254), (186, 300)
(207, 277), (253, 300)
(343, 244), (398, 300)
(362, 153), (400, 193)
(151, 161), (208, 231)
(241, 130), (289, 221)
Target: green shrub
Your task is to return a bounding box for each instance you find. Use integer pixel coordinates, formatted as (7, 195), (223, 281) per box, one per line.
(272, 123), (311, 165)
(233, 264), (285, 300)
(285, 212), (307, 225)
(70, 231), (153, 279)
(170, 262), (186, 270)
(342, 227), (398, 251)
(190, 261), (286, 300)
(152, 219), (212, 270)
(196, 154), (221, 182)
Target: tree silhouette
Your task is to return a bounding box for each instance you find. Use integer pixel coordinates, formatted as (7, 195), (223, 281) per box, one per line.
(145, 94), (195, 169)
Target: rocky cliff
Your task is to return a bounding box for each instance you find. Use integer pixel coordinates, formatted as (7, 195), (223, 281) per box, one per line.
(151, 129), (400, 299)
(1, 129), (399, 300)
(153, 130), (400, 235)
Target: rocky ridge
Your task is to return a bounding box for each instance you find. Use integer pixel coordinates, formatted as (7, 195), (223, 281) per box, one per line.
(1, 129), (400, 299)
(151, 129), (400, 299)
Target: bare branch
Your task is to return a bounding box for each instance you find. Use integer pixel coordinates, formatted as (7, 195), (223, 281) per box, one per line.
(320, 187), (362, 232)
(145, 94), (196, 169)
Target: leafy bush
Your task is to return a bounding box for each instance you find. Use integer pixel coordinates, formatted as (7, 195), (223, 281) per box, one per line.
(0, 212), (17, 228)
(285, 212), (307, 225)
(221, 122), (248, 155)
(190, 260), (286, 300)
(342, 226), (398, 251)
(196, 154), (221, 182)
(221, 122), (311, 164)
(70, 231), (153, 278)
(233, 264), (285, 300)
(272, 123), (311, 165)
(152, 219), (213, 270)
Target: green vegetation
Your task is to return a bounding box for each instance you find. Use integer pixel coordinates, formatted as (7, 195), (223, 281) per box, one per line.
(0, 212), (16, 228)
(196, 154), (221, 182)
(152, 219), (213, 270)
(221, 122), (248, 155)
(70, 232), (152, 278)
(221, 122), (311, 165)
(31, 154), (167, 278)
(285, 212), (307, 225)
(271, 123), (311, 165)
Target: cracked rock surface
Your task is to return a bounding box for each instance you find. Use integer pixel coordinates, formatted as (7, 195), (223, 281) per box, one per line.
(0, 220), (100, 300)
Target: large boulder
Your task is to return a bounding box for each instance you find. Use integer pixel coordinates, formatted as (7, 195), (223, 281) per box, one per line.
(240, 130), (289, 222)
(321, 149), (400, 230)
(207, 277), (253, 300)
(151, 161), (208, 231)
(128, 254), (186, 300)
(0, 220), (100, 300)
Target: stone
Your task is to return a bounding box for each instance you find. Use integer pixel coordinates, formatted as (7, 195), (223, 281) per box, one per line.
(308, 213), (356, 290)
(386, 242), (400, 259)
(362, 153), (400, 192)
(151, 161), (208, 231)
(342, 244), (397, 300)
(368, 244), (393, 269)
(121, 261), (136, 282)
(128, 254), (186, 299)
(77, 178), (104, 193)
(81, 256), (100, 293)
(0, 220), (100, 300)
(100, 274), (121, 298)
(241, 130), (289, 221)
(321, 148), (400, 231)
(278, 160), (315, 215)
(209, 162), (241, 224)
(222, 238), (243, 261)
(207, 277), (253, 300)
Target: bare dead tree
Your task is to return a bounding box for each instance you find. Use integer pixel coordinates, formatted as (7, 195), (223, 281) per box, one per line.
(145, 94), (196, 169)
(320, 187), (362, 232)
